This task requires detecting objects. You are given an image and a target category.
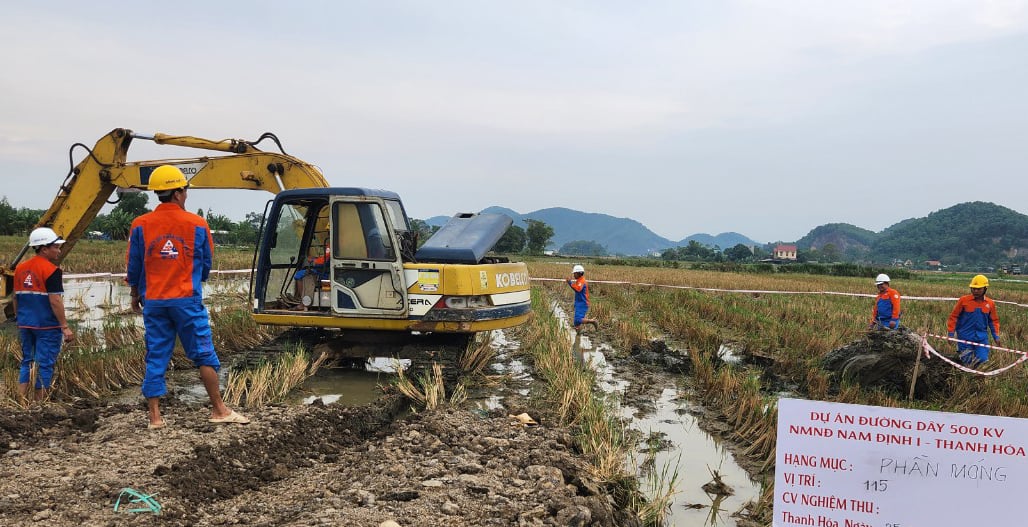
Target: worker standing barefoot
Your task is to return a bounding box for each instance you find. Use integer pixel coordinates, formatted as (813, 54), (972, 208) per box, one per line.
(566, 264), (599, 333)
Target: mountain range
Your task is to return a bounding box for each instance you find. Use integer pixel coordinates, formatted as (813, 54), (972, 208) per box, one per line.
(426, 206), (759, 256)
(426, 201), (1028, 266)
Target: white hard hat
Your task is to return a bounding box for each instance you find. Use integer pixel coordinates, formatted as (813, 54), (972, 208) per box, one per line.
(28, 227), (66, 247)
(875, 273), (890, 284)
(572, 264), (585, 274)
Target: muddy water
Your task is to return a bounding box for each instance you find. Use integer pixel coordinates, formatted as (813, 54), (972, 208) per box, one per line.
(287, 358), (408, 406)
(628, 388), (763, 526)
(63, 272), (250, 330)
(557, 303), (762, 526)
(583, 340), (762, 525)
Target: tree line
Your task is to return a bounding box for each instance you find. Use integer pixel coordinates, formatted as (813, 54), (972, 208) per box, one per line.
(2, 195), (562, 255)
(1, 193), (262, 245)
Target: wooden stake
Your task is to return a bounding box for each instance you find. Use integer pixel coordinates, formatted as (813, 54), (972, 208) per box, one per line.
(908, 334), (925, 401)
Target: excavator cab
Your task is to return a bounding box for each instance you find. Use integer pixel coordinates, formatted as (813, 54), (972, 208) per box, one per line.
(253, 188), (409, 319)
(250, 187), (531, 334)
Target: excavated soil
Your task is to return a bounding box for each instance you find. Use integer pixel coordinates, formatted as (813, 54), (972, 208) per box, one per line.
(0, 392), (636, 527)
(822, 327), (953, 398)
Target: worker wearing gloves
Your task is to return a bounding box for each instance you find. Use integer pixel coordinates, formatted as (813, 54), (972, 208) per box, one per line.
(566, 264), (598, 332)
(127, 165), (248, 429)
(13, 227), (74, 401)
(947, 274), (1000, 367)
(869, 274), (901, 330)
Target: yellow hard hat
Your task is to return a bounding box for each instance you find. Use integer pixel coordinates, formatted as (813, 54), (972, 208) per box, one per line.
(148, 165), (189, 192)
(969, 274), (989, 288)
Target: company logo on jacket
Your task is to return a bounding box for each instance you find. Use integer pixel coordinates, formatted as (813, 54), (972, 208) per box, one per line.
(149, 235), (185, 260)
(160, 239), (179, 259)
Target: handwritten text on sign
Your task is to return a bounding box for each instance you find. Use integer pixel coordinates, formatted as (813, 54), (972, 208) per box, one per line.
(774, 398), (1028, 526)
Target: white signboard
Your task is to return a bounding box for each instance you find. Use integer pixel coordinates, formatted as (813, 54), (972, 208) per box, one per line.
(775, 398), (1027, 527)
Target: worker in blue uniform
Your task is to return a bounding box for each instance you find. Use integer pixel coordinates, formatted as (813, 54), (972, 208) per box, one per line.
(13, 227), (74, 401)
(127, 165), (249, 429)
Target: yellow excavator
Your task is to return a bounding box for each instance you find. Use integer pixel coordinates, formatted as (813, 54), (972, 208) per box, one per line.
(1, 128), (531, 360)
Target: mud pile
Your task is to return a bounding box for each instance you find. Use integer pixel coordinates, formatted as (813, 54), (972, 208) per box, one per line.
(0, 397), (635, 526)
(629, 340), (690, 374)
(821, 328), (952, 399)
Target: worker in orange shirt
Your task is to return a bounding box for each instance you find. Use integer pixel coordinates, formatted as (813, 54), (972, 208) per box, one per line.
(869, 274), (901, 330)
(13, 227), (75, 401)
(948, 274), (1000, 367)
(127, 165), (248, 429)
(566, 264), (598, 332)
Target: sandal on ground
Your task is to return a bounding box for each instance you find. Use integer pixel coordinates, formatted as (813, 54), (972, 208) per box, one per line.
(209, 410), (250, 424)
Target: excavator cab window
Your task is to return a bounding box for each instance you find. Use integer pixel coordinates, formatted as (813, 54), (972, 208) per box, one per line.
(260, 197), (331, 310)
(328, 198), (406, 316)
(382, 199), (417, 262)
(332, 202), (394, 261)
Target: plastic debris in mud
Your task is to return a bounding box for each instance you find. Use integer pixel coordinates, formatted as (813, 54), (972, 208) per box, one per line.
(113, 487), (161, 515)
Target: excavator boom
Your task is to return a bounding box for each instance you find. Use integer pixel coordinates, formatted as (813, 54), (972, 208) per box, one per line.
(21, 128), (327, 268)
(2, 128), (327, 316)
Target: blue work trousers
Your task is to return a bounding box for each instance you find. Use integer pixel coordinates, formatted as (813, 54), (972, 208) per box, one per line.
(141, 302), (220, 398)
(19, 328), (63, 389)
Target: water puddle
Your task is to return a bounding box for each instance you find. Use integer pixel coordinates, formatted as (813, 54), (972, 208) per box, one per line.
(63, 272), (250, 331)
(628, 388), (763, 526)
(552, 301), (761, 526)
(288, 365), (388, 406)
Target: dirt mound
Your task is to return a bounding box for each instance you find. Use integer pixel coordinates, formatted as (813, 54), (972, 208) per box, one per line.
(0, 399), (130, 456)
(161, 397), (405, 505)
(629, 340), (691, 374)
(0, 396), (634, 526)
(821, 328), (952, 399)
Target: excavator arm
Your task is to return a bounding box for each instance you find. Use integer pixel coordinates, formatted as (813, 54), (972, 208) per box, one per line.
(2, 128), (329, 318)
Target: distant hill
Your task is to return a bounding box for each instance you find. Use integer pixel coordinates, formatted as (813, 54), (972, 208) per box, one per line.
(425, 207), (760, 255)
(784, 202), (1028, 267)
(796, 223), (877, 260)
(681, 232), (760, 250)
(871, 202), (1028, 266)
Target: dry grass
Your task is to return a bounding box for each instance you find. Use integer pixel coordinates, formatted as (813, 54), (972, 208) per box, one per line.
(1, 302), (280, 406)
(0, 235), (256, 274)
(458, 332), (498, 381)
(0, 317), (147, 404)
(631, 443), (681, 526)
(520, 288), (673, 522)
(211, 307), (281, 353)
(395, 362), (447, 410)
(223, 344), (327, 407)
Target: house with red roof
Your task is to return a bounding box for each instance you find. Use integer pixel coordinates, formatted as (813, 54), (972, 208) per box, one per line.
(773, 244), (797, 261)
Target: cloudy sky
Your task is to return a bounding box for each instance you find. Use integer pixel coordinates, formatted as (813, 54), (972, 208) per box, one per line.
(3, 1), (1027, 243)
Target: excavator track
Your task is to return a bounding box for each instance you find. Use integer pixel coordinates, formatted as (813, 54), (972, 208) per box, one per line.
(229, 327), (473, 383)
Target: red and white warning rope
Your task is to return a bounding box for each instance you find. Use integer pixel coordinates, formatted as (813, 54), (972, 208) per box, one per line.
(541, 276), (1028, 376)
(533, 277), (1028, 308)
(919, 333), (1028, 376)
